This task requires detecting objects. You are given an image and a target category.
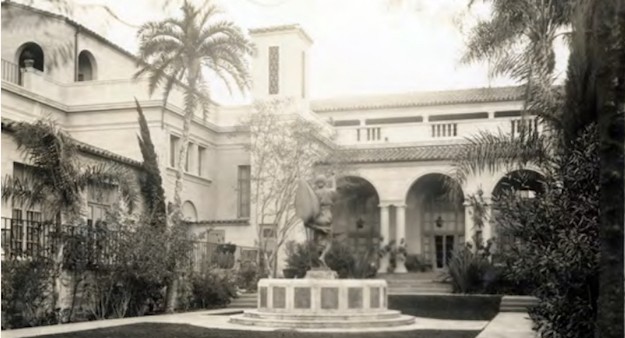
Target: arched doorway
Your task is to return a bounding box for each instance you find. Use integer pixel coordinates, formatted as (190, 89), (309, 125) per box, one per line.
(182, 201), (198, 222)
(491, 169), (545, 242)
(77, 50), (96, 81)
(492, 169), (545, 199)
(332, 176), (380, 254)
(405, 174), (464, 271)
(17, 42), (44, 71)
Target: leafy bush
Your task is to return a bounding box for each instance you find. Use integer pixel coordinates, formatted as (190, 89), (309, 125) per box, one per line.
(210, 251), (235, 269)
(446, 245), (496, 294)
(236, 261), (259, 291)
(187, 270), (237, 309)
(405, 254), (430, 272)
(494, 126), (599, 337)
(1, 258), (57, 329)
(284, 240), (377, 279)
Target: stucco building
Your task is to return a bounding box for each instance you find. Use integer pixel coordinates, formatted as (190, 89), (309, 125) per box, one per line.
(1, 2), (542, 274)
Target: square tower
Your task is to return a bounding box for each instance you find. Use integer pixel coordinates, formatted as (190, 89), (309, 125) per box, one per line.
(249, 24), (312, 101)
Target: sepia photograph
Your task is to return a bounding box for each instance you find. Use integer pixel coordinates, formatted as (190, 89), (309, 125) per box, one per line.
(0, 0), (623, 337)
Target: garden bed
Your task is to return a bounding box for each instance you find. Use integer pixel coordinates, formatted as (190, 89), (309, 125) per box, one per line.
(389, 294), (501, 321)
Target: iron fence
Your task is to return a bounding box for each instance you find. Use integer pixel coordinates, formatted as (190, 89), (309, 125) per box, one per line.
(1, 218), (259, 272)
(2, 59), (20, 85)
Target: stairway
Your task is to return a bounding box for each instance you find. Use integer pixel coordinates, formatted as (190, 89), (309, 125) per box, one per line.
(380, 272), (453, 294)
(499, 295), (538, 312)
(228, 292), (257, 308)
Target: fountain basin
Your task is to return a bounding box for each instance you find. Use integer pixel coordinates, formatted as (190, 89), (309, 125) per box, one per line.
(229, 277), (415, 329)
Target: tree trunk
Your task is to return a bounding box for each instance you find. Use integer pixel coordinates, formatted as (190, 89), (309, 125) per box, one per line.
(164, 71), (199, 313)
(595, 0), (624, 337)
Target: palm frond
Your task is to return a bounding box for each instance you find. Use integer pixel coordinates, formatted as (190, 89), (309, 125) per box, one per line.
(75, 163), (139, 213)
(450, 129), (552, 187)
(1, 174), (51, 212)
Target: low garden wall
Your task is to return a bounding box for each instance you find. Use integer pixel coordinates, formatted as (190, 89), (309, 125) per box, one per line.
(389, 294), (502, 321)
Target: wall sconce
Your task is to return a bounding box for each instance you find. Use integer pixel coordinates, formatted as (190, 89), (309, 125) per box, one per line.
(435, 216), (443, 228)
(356, 218), (365, 229)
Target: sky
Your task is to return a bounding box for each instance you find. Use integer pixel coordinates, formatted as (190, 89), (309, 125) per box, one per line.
(29, 0), (569, 102)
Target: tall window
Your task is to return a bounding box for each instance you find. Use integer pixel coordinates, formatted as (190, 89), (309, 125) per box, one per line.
(268, 46), (280, 95)
(185, 143), (192, 172)
(87, 185), (115, 227)
(170, 134), (180, 167)
(301, 51), (306, 98)
(198, 146), (206, 176)
(237, 165), (251, 218)
(260, 223), (277, 253)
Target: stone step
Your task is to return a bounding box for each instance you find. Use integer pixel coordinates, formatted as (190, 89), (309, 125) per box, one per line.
(500, 306), (534, 312)
(243, 309), (403, 321)
(379, 273), (444, 281)
(499, 296), (538, 312)
(230, 313), (415, 329)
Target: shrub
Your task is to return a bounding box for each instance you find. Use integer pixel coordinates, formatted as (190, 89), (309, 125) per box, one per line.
(446, 245), (495, 294)
(1, 258), (57, 329)
(284, 240), (377, 279)
(210, 251), (235, 269)
(405, 254), (430, 272)
(188, 270), (237, 309)
(494, 126), (599, 337)
(236, 261), (259, 291)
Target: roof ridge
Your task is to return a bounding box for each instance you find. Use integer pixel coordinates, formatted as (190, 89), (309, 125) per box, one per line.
(2, 1), (137, 61)
(1, 118), (142, 168)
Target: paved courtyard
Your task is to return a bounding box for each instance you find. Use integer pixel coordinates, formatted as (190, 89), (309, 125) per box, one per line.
(1, 309), (535, 338)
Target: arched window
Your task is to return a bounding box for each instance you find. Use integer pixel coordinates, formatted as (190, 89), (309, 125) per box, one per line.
(17, 42), (44, 71)
(182, 201), (198, 222)
(77, 50), (96, 81)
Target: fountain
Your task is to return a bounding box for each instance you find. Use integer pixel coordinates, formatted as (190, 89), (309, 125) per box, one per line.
(229, 174), (415, 329)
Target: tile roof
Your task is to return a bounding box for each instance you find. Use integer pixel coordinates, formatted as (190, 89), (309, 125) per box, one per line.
(328, 144), (466, 164)
(249, 24), (313, 44)
(311, 86), (525, 112)
(185, 219), (250, 226)
(1, 118), (142, 168)
(2, 1), (137, 61)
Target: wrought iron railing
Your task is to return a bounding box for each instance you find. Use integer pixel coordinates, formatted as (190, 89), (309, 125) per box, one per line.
(1, 59), (20, 85)
(1, 217), (258, 272)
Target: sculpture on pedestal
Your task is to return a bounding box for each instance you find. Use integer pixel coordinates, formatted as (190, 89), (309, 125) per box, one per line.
(295, 174), (336, 269)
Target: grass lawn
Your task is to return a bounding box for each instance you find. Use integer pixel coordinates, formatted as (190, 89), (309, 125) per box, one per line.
(30, 323), (481, 338)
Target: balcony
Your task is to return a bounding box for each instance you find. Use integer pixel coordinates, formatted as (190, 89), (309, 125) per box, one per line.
(0, 59), (223, 126)
(334, 116), (542, 146)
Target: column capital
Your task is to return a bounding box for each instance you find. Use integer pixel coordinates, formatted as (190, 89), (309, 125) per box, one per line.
(378, 203), (392, 208)
(394, 204), (407, 209)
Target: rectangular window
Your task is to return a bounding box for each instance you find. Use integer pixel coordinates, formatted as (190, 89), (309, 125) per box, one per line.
(268, 46), (280, 95)
(185, 143), (192, 172)
(237, 165), (251, 218)
(170, 135), (180, 167)
(301, 51), (306, 98)
(198, 146), (206, 176)
(260, 223), (278, 253)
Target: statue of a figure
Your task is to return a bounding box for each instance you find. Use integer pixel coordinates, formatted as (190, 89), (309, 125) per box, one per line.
(295, 174), (336, 269)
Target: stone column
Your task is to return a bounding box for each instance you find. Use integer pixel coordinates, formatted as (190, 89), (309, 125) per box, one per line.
(394, 204), (407, 273)
(377, 203), (390, 274)
(463, 199), (474, 246)
(482, 196), (493, 243)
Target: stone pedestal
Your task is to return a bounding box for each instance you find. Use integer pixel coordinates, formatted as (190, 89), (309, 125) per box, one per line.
(229, 271), (415, 329)
(378, 253), (390, 274)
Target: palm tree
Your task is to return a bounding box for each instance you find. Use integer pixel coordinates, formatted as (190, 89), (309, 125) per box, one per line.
(135, 0), (253, 311)
(1, 118), (138, 315)
(453, 0), (624, 336)
(135, 0), (253, 222)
